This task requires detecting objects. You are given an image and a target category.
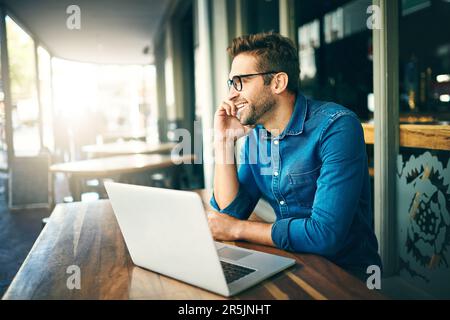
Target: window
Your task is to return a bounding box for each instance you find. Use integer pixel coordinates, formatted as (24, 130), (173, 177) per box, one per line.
(0, 22), (5, 170)
(295, 0), (374, 121)
(395, 0), (450, 298)
(143, 65), (159, 144)
(37, 46), (53, 151)
(245, 0), (280, 34)
(6, 16), (40, 156)
(399, 0), (450, 119)
(52, 58), (155, 160)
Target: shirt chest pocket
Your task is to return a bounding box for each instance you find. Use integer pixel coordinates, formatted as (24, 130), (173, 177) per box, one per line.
(288, 166), (321, 207)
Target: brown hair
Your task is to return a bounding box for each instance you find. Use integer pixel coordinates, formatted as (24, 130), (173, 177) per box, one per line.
(227, 32), (300, 94)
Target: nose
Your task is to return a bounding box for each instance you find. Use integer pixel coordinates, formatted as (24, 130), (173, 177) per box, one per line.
(228, 85), (239, 100)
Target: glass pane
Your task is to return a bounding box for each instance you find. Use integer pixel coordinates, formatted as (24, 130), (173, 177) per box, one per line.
(143, 65), (159, 144)
(0, 23), (6, 170)
(296, 0), (373, 121)
(52, 58), (152, 160)
(396, 0), (450, 298)
(37, 46), (53, 151)
(6, 16), (41, 156)
(399, 0), (449, 116)
(164, 57), (176, 122)
(244, 0), (280, 34)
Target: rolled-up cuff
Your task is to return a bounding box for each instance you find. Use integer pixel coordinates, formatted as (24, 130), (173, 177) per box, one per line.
(271, 218), (295, 250)
(209, 187), (253, 220)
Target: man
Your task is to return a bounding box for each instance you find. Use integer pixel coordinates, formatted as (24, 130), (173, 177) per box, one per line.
(208, 32), (382, 280)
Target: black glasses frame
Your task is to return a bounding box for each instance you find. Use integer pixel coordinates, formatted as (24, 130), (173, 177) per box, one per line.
(227, 71), (279, 92)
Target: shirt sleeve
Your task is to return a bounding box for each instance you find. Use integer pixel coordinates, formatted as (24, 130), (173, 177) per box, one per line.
(271, 114), (367, 255)
(210, 135), (262, 220)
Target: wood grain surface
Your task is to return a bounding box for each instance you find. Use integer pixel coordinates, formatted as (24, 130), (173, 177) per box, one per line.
(3, 191), (385, 300)
(362, 123), (450, 150)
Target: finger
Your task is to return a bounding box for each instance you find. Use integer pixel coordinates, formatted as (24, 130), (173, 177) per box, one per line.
(226, 103), (234, 117)
(225, 99), (237, 116)
(216, 108), (227, 117)
(222, 102), (232, 116)
(224, 100), (238, 117)
(215, 104), (226, 116)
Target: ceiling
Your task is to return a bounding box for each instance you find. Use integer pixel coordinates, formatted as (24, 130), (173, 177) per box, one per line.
(1, 0), (175, 64)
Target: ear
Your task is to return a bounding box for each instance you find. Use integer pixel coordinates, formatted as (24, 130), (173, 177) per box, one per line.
(272, 72), (289, 94)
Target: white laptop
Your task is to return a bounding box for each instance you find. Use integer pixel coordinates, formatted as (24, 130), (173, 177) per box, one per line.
(104, 182), (296, 297)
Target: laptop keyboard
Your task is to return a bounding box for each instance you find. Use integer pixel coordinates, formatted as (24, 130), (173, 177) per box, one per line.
(220, 260), (256, 284)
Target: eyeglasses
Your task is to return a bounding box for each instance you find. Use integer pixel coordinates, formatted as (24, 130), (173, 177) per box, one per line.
(227, 71), (279, 92)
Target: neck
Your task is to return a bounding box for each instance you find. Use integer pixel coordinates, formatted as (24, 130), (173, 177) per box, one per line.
(262, 93), (296, 136)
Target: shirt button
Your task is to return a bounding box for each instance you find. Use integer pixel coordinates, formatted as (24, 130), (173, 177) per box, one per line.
(273, 140), (279, 145)
(280, 201), (285, 205)
(274, 171), (279, 177)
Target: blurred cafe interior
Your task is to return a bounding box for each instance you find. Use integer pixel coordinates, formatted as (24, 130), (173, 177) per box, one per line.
(0, 0), (449, 300)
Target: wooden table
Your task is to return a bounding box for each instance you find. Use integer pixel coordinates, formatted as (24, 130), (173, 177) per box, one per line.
(82, 141), (176, 158)
(50, 154), (194, 201)
(101, 130), (147, 143)
(3, 191), (385, 300)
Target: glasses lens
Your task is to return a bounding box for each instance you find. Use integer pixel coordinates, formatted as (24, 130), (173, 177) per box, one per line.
(233, 76), (242, 91)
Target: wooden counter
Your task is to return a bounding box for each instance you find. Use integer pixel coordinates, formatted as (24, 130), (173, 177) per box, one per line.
(362, 123), (450, 151)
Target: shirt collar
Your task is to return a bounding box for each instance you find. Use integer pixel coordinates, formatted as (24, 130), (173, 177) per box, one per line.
(256, 93), (308, 140)
(279, 93), (307, 139)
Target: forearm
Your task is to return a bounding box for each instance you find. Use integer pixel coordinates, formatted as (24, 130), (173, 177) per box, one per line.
(236, 220), (275, 247)
(213, 139), (239, 210)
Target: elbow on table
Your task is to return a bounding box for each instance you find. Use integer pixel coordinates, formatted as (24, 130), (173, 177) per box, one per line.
(274, 217), (345, 256)
(314, 237), (341, 256)
(310, 214), (350, 256)
(294, 225), (342, 256)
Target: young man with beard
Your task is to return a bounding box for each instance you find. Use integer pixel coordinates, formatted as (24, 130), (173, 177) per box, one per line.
(207, 32), (382, 280)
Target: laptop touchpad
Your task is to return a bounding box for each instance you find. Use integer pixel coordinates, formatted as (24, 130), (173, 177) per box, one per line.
(218, 247), (252, 261)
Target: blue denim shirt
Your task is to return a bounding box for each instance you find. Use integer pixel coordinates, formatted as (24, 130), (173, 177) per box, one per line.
(211, 93), (382, 274)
